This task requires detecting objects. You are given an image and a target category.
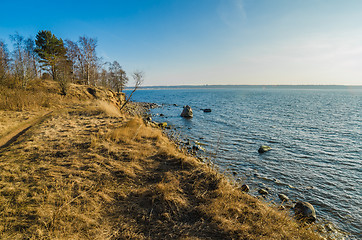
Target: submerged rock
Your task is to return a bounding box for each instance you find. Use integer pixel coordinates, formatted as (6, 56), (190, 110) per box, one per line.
(181, 105), (193, 118)
(294, 201), (316, 223)
(203, 108), (212, 113)
(258, 145), (272, 153)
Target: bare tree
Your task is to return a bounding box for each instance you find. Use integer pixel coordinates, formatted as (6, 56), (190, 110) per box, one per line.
(57, 58), (72, 95)
(0, 40), (10, 85)
(78, 36), (98, 85)
(119, 70), (144, 112)
(10, 33), (36, 88)
(24, 37), (39, 79)
(99, 67), (110, 88)
(64, 39), (80, 83)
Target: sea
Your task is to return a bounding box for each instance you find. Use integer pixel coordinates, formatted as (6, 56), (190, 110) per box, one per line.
(128, 85), (361, 239)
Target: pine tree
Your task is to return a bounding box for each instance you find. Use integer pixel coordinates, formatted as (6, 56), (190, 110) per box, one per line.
(34, 30), (66, 80)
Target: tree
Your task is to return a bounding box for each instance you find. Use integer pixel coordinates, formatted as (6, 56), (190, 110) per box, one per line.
(0, 40), (10, 84)
(65, 39), (81, 83)
(57, 58), (72, 95)
(24, 37), (39, 79)
(35, 30), (66, 80)
(109, 61), (128, 93)
(10, 33), (37, 88)
(119, 71), (144, 112)
(78, 36), (98, 85)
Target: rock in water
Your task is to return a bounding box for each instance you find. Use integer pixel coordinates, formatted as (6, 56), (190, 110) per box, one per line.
(258, 145), (272, 153)
(240, 184), (250, 192)
(203, 108), (212, 112)
(158, 122), (168, 128)
(294, 201), (316, 223)
(278, 193), (289, 202)
(181, 105), (193, 118)
(258, 188), (269, 195)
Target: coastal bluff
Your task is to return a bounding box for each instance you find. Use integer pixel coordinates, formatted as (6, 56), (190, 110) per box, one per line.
(0, 81), (322, 239)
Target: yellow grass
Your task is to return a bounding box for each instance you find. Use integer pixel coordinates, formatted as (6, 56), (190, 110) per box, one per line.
(0, 80), (323, 239)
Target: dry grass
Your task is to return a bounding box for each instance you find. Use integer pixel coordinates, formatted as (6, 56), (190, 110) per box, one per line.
(0, 82), (323, 239)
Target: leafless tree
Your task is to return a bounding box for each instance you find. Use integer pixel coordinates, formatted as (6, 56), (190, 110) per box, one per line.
(10, 33), (37, 88)
(0, 40), (10, 85)
(119, 70), (144, 112)
(56, 58), (72, 95)
(64, 39), (80, 83)
(78, 36), (98, 85)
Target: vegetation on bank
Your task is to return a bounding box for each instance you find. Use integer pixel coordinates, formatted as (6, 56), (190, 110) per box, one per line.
(0, 80), (324, 239)
(0, 30), (133, 95)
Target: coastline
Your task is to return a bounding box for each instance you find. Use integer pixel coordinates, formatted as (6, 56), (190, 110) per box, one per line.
(136, 100), (350, 240)
(0, 84), (324, 239)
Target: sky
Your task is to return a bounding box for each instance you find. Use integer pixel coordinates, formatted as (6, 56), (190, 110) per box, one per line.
(1, 0), (362, 86)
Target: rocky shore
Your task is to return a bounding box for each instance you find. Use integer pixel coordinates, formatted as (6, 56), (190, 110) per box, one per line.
(0, 83), (324, 239)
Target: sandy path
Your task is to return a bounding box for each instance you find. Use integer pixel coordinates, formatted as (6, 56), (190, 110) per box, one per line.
(0, 111), (53, 149)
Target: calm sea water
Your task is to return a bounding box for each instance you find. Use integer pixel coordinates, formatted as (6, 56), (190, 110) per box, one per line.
(129, 86), (361, 239)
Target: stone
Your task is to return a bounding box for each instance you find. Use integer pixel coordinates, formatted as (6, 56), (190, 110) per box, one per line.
(258, 145), (272, 153)
(278, 194), (289, 202)
(294, 201), (316, 223)
(240, 184), (250, 192)
(181, 105), (193, 118)
(203, 108), (212, 112)
(158, 122), (167, 128)
(258, 188), (269, 195)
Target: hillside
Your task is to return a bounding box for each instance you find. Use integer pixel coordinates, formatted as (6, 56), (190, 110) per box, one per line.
(0, 81), (322, 239)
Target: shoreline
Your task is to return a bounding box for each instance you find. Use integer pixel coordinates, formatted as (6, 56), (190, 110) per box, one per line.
(138, 101), (350, 240)
(0, 84), (325, 239)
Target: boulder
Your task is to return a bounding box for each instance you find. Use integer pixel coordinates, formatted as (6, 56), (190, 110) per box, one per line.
(258, 145), (272, 153)
(240, 184), (250, 192)
(258, 188), (269, 195)
(158, 122), (168, 128)
(181, 105), (193, 118)
(293, 201), (316, 223)
(278, 193), (289, 202)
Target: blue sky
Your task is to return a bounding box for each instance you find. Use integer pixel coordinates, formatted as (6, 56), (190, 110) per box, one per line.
(1, 0), (362, 86)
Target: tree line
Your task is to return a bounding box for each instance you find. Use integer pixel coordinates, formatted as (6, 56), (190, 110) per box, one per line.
(0, 30), (134, 95)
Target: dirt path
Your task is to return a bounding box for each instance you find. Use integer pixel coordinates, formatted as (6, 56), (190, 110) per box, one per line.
(0, 111), (53, 149)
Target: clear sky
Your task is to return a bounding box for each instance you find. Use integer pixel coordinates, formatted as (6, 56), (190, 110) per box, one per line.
(1, 0), (362, 86)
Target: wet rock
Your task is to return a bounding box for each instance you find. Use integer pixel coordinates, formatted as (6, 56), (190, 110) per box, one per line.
(181, 105), (193, 118)
(240, 184), (250, 192)
(158, 122), (168, 128)
(258, 188), (269, 195)
(192, 145), (200, 151)
(294, 201), (316, 223)
(258, 145), (272, 153)
(278, 194), (289, 202)
(203, 108), (212, 113)
(160, 113), (164, 117)
(146, 116), (152, 122)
